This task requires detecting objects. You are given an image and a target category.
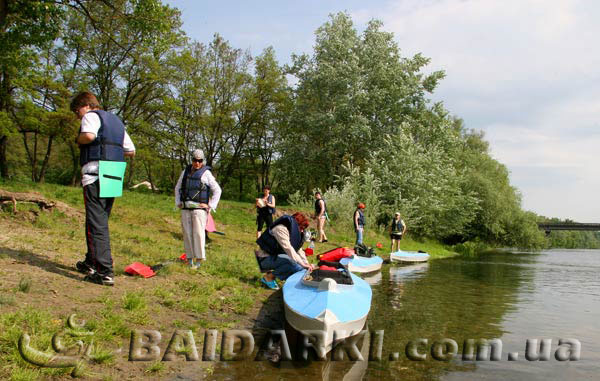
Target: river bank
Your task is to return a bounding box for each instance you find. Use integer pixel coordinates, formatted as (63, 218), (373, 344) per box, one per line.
(0, 181), (458, 380)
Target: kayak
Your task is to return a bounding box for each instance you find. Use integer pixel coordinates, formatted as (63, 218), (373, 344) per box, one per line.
(390, 250), (430, 263)
(340, 255), (383, 273)
(282, 264), (372, 354)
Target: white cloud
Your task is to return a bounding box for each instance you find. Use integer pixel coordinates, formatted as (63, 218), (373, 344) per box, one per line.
(353, 0), (600, 220)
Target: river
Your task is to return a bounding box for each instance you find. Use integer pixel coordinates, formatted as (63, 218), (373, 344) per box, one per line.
(183, 249), (600, 380)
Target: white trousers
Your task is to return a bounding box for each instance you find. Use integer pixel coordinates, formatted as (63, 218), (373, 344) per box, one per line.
(181, 209), (208, 260)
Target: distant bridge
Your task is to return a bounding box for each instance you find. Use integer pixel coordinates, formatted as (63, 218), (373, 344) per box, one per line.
(537, 223), (600, 232)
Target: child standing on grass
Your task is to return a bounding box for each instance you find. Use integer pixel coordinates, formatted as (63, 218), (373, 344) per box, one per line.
(71, 91), (135, 287)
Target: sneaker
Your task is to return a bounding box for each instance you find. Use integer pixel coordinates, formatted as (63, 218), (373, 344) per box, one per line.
(84, 273), (114, 286)
(260, 277), (279, 290)
(192, 262), (201, 270)
(76, 261), (96, 276)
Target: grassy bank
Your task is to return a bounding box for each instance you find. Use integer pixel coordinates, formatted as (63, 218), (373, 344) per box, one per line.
(0, 180), (457, 380)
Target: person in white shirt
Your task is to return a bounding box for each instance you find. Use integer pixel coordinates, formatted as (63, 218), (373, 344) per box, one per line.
(70, 91), (135, 286)
(174, 149), (222, 268)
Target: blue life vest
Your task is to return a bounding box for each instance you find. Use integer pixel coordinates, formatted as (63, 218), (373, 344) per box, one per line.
(256, 215), (303, 256)
(180, 165), (211, 205)
(355, 209), (365, 227)
(391, 218), (404, 234)
(79, 110), (125, 166)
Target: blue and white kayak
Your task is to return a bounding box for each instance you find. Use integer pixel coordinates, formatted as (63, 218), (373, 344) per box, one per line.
(339, 255), (383, 273)
(390, 250), (430, 263)
(282, 270), (372, 354)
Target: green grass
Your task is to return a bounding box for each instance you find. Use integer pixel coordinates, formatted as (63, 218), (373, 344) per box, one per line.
(16, 278), (31, 293)
(0, 179), (461, 379)
(145, 360), (165, 374)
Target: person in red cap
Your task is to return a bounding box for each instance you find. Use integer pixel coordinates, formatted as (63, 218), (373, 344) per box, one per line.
(354, 202), (366, 245)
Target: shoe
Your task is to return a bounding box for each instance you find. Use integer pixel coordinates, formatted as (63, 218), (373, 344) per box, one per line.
(84, 273), (114, 286)
(260, 277), (279, 290)
(76, 261), (96, 276)
(323, 239), (328, 243)
(192, 262), (201, 270)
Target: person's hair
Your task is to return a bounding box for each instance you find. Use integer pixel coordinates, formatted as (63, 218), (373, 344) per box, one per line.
(357, 202), (365, 209)
(292, 212), (310, 230)
(70, 91), (101, 112)
(315, 191), (321, 196)
(263, 185), (271, 191)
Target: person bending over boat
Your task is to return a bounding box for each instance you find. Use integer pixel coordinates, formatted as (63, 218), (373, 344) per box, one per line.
(256, 212), (314, 290)
(390, 212), (407, 252)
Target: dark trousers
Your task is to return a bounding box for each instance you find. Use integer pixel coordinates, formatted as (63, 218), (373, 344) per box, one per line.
(257, 212), (273, 232)
(83, 180), (115, 276)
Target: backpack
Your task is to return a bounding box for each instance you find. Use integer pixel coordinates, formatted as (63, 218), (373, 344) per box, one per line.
(354, 243), (374, 258)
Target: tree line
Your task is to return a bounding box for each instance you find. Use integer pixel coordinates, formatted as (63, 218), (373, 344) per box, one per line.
(2, 1), (589, 249)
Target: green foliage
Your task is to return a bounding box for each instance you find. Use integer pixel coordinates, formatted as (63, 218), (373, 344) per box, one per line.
(0, 6), (563, 249)
(17, 277), (31, 293)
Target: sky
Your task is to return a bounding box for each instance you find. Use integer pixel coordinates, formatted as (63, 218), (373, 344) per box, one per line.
(165, 0), (599, 222)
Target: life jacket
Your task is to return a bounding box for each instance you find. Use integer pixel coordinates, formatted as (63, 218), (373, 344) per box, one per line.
(355, 209), (365, 227)
(180, 165), (211, 205)
(391, 218), (404, 234)
(79, 110), (125, 166)
(315, 198), (326, 214)
(256, 215), (303, 256)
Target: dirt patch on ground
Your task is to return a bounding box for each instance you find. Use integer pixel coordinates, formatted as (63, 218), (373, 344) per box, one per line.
(0, 190), (83, 221)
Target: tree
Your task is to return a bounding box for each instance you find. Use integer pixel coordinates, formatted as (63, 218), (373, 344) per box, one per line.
(0, 0), (62, 178)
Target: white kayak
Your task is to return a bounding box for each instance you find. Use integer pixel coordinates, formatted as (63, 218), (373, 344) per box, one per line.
(339, 255), (383, 273)
(282, 267), (372, 354)
(390, 250), (430, 263)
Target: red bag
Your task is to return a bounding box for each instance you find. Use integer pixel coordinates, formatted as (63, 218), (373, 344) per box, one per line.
(317, 247), (354, 262)
(124, 262), (156, 278)
(318, 265), (338, 271)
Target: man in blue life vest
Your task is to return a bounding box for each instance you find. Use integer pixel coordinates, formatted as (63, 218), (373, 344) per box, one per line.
(71, 91), (135, 286)
(174, 149), (222, 269)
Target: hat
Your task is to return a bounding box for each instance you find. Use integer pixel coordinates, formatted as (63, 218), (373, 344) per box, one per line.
(192, 149), (204, 160)
(395, 212), (401, 216)
(358, 202), (365, 209)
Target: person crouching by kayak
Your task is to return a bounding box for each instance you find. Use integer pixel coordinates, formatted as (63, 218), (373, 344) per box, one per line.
(175, 149), (222, 269)
(390, 212), (407, 252)
(354, 202), (366, 245)
(255, 212), (314, 290)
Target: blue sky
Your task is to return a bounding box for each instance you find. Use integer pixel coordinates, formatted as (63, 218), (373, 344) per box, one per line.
(165, 0), (600, 222)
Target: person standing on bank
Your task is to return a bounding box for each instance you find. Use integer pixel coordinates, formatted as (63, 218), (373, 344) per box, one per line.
(256, 185), (276, 239)
(71, 91), (135, 287)
(314, 192), (328, 243)
(354, 202), (366, 246)
(390, 212), (407, 252)
(175, 149), (221, 269)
